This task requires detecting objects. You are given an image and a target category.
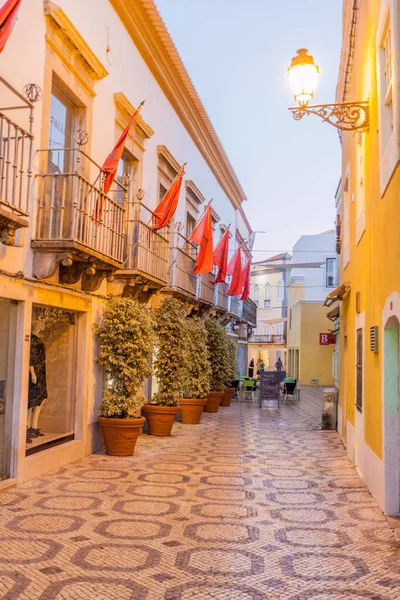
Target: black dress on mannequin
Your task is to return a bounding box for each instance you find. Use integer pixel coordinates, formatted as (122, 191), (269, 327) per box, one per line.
(28, 334), (48, 409)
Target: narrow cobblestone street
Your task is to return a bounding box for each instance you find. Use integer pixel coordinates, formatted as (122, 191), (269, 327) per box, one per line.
(0, 389), (399, 600)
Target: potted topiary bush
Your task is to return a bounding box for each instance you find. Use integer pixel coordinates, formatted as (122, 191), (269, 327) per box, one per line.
(204, 317), (229, 413)
(94, 297), (154, 456)
(221, 335), (238, 407)
(180, 317), (211, 424)
(143, 297), (186, 436)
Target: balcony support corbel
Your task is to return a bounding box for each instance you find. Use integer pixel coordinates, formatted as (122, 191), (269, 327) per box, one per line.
(82, 268), (115, 293)
(32, 251), (74, 280)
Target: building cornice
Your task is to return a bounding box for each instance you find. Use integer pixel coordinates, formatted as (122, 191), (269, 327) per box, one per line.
(109, 0), (247, 210)
(287, 276), (305, 287)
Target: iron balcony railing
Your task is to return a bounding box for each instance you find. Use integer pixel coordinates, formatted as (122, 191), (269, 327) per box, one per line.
(129, 219), (168, 283)
(168, 232), (197, 297)
(249, 334), (287, 344)
(0, 78), (35, 219)
(0, 112), (33, 216)
(217, 281), (229, 310)
(35, 149), (126, 263)
(198, 272), (215, 304)
(230, 297), (241, 316)
(242, 298), (257, 326)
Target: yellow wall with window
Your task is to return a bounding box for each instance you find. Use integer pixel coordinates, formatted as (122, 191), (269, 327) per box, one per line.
(338, 0), (400, 464)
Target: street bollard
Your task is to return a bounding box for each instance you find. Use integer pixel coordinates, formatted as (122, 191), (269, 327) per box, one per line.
(322, 388), (338, 430)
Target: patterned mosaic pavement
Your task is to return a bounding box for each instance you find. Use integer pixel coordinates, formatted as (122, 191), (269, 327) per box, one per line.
(0, 387), (400, 599)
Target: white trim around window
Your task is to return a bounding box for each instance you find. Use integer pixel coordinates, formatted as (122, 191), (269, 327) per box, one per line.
(377, 0), (400, 195)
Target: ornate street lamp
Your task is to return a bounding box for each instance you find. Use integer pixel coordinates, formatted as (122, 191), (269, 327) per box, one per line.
(287, 49), (369, 131)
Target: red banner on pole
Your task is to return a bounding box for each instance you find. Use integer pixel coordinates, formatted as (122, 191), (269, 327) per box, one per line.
(0, 0), (21, 54)
(240, 259), (251, 301)
(93, 101), (144, 223)
(212, 227), (230, 284)
(189, 204), (214, 275)
(227, 248), (243, 296)
(152, 163), (186, 231)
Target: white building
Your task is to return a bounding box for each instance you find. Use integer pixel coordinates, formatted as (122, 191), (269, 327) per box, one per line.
(0, 0), (254, 487)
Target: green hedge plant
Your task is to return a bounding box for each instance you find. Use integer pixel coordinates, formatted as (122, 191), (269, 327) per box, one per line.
(153, 297), (186, 406)
(204, 317), (230, 392)
(94, 297), (154, 418)
(224, 335), (238, 387)
(182, 317), (211, 399)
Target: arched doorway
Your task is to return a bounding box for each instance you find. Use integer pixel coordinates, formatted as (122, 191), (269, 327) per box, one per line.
(384, 315), (400, 516)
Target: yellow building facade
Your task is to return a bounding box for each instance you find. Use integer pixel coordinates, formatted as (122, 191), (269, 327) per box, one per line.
(287, 281), (335, 388)
(337, 0), (400, 515)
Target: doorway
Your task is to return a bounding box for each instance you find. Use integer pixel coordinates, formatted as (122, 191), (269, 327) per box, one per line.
(384, 316), (400, 516)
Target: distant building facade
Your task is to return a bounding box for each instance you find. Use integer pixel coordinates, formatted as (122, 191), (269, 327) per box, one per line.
(248, 253), (291, 372)
(287, 232), (337, 386)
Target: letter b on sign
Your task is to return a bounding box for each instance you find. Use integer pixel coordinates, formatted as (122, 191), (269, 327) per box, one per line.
(320, 334), (329, 345)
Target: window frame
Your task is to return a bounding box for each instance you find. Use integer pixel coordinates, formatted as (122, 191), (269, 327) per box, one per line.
(253, 284), (259, 306)
(376, 0), (399, 195)
(325, 258), (336, 288)
(277, 280), (284, 300)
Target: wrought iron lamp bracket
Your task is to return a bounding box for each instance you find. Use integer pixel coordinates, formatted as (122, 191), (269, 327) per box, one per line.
(289, 101), (369, 132)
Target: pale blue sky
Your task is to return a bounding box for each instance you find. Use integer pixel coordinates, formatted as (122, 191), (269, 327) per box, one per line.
(155, 0), (342, 259)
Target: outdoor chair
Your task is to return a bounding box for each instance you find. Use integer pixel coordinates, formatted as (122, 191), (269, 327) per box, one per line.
(237, 381), (246, 402)
(244, 381), (258, 403)
(282, 378), (297, 405)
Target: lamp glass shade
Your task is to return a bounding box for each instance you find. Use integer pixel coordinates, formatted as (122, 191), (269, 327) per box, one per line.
(287, 49), (319, 106)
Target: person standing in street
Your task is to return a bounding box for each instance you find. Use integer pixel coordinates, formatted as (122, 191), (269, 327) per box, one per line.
(275, 357), (283, 372)
(248, 359), (254, 378)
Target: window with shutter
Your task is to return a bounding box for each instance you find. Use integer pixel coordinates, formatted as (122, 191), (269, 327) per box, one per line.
(356, 328), (363, 412)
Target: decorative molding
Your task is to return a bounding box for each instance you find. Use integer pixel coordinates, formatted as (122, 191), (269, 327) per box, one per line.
(157, 145), (181, 173)
(114, 92), (154, 139)
(43, 1), (108, 82)
(109, 0), (246, 209)
(211, 207), (220, 224)
(185, 180), (206, 205)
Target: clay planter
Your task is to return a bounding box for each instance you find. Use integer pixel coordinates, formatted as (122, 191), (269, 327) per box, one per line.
(221, 387), (235, 407)
(204, 391), (224, 413)
(98, 416), (145, 457)
(180, 398), (207, 424)
(143, 404), (180, 436)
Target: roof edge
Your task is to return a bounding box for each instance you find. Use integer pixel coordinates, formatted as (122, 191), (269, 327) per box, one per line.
(110, 0), (247, 209)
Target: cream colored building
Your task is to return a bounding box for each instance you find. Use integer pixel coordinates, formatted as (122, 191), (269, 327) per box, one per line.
(248, 253), (291, 372)
(0, 0), (254, 487)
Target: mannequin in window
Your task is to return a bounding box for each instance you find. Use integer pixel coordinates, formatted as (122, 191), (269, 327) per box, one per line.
(27, 324), (47, 443)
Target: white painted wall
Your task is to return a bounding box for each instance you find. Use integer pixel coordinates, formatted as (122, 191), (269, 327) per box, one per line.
(0, 0), (242, 275)
(291, 233), (337, 302)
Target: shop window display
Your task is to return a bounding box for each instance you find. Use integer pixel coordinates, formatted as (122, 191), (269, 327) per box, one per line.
(26, 306), (78, 455)
(0, 298), (15, 480)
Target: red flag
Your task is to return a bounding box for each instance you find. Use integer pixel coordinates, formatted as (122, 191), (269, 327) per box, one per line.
(212, 227), (230, 284)
(227, 248), (243, 296)
(152, 163), (186, 231)
(93, 101), (144, 223)
(0, 0), (21, 53)
(240, 259), (251, 301)
(189, 204), (214, 275)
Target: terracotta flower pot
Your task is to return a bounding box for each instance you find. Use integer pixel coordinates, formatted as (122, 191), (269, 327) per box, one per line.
(180, 398), (207, 424)
(204, 391), (224, 413)
(143, 404), (180, 436)
(221, 387), (235, 407)
(98, 416), (145, 457)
